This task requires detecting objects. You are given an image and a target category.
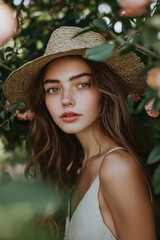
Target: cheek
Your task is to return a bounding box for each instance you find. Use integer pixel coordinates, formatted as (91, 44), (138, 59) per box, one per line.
(45, 96), (59, 118)
(87, 91), (101, 109)
(91, 98), (101, 117)
(81, 91), (101, 116)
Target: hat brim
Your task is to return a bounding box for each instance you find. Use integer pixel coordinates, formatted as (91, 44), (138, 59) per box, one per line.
(3, 48), (145, 108)
(3, 49), (86, 107)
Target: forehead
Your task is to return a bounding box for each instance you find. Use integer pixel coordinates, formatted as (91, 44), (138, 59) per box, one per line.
(43, 56), (91, 79)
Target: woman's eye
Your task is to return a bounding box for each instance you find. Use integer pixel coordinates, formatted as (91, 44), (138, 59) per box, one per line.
(47, 87), (60, 94)
(78, 83), (90, 89)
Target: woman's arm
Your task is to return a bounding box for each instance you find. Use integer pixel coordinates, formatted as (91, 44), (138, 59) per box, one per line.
(99, 150), (156, 240)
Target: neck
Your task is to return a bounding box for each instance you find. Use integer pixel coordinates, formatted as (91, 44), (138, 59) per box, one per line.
(76, 125), (116, 161)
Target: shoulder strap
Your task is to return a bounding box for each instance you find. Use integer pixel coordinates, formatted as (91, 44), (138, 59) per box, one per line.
(104, 146), (125, 157)
(146, 177), (153, 204)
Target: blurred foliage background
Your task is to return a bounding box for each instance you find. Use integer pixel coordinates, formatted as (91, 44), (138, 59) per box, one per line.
(0, 0), (160, 239)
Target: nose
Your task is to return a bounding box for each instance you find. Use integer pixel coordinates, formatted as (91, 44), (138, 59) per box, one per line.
(62, 89), (75, 107)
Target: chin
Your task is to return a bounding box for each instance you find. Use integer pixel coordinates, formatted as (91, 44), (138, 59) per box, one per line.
(62, 129), (80, 134)
(60, 126), (83, 135)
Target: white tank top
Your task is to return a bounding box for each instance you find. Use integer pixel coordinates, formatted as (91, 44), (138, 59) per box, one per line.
(64, 147), (125, 240)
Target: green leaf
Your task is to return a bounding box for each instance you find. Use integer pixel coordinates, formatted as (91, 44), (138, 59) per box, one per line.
(120, 43), (135, 54)
(152, 98), (160, 111)
(16, 101), (26, 110)
(7, 101), (26, 113)
(7, 103), (18, 112)
(0, 120), (10, 131)
(153, 164), (160, 194)
(136, 97), (151, 112)
(136, 88), (157, 112)
(4, 46), (14, 52)
(145, 87), (158, 97)
(86, 43), (116, 61)
(92, 19), (108, 31)
(73, 26), (95, 38)
(73, 20), (107, 39)
(0, 110), (6, 119)
(147, 145), (160, 164)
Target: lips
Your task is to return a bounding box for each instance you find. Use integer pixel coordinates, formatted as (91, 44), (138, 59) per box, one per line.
(60, 112), (81, 122)
(60, 112), (80, 118)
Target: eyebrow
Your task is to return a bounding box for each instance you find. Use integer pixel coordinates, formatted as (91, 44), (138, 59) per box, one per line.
(43, 73), (91, 85)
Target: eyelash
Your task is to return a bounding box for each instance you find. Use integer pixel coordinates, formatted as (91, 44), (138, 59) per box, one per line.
(45, 82), (90, 94)
(46, 87), (60, 94)
(77, 82), (90, 89)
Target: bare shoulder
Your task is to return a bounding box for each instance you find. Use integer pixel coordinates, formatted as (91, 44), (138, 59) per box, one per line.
(99, 149), (146, 187)
(99, 149), (151, 221)
(99, 149), (156, 240)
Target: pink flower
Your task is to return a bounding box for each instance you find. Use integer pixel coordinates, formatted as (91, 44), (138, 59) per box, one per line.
(147, 67), (160, 90)
(117, 0), (153, 17)
(117, 0), (151, 8)
(3, 100), (34, 121)
(0, 3), (18, 45)
(15, 110), (34, 121)
(145, 99), (160, 118)
(120, 6), (147, 17)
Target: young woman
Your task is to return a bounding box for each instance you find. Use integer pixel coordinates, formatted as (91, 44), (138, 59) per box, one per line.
(4, 26), (156, 240)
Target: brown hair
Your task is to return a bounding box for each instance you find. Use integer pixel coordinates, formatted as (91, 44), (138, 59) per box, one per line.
(25, 57), (150, 239)
(26, 57), (148, 189)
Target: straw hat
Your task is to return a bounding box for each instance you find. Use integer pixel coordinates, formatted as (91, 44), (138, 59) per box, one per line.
(3, 26), (145, 108)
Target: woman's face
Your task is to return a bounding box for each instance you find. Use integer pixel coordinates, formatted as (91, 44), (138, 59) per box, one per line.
(43, 56), (101, 135)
